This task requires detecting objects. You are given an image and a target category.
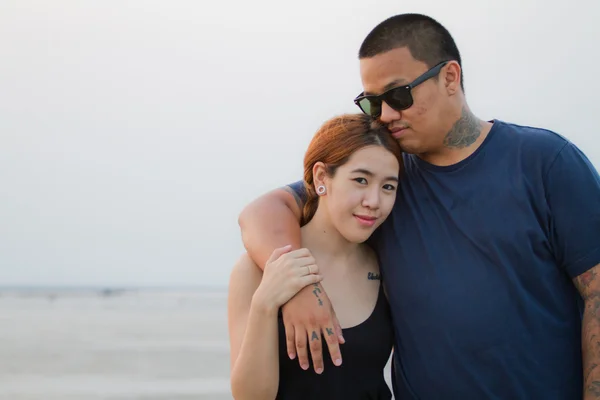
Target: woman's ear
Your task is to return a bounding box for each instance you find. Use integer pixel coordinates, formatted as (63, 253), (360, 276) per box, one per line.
(312, 162), (328, 192)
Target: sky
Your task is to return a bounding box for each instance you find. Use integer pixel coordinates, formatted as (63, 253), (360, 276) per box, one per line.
(1, 0), (599, 288)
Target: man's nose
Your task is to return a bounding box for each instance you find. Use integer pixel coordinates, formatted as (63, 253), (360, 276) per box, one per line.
(379, 101), (402, 124)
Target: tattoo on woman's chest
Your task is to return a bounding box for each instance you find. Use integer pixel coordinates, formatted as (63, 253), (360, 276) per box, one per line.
(367, 272), (381, 280)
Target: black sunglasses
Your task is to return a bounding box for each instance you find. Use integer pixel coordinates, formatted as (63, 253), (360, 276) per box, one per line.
(354, 61), (450, 118)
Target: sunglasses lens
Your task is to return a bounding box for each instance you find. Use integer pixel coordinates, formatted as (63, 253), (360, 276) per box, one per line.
(358, 97), (381, 117)
(356, 86), (414, 117)
(386, 87), (413, 111)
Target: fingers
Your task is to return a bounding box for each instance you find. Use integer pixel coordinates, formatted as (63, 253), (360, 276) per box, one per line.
(297, 263), (319, 277)
(322, 310), (344, 366)
(284, 321), (296, 360)
(282, 248), (316, 266)
(297, 264), (315, 277)
(295, 326), (310, 371)
(297, 274), (323, 289)
(333, 313), (345, 345)
(269, 247), (318, 274)
(322, 323), (342, 366)
(308, 326), (324, 374)
(278, 249), (319, 276)
(266, 244), (292, 264)
(286, 248), (313, 258)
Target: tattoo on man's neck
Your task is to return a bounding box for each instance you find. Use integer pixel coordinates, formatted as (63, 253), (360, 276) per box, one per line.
(443, 107), (481, 149)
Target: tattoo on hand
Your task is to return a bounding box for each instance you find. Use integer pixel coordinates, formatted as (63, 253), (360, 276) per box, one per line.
(311, 331), (319, 341)
(367, 272), (380, 280)
(326, 328), (334, 336)
(312, 283), (323, 306)
(443, 107), (481, 149)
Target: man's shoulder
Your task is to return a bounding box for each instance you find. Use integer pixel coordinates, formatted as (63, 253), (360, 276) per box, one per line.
(494, 120), (569, 155)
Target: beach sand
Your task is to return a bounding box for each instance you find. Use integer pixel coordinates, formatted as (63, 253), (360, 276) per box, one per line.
(0, 288), (392, 399)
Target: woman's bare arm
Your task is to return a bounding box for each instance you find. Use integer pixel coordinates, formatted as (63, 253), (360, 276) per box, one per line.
(228, 254), (281, 400)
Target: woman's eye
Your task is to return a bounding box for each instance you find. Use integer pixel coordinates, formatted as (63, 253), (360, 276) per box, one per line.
(353, 177), (367, 184)
(383, 184), (396, 191)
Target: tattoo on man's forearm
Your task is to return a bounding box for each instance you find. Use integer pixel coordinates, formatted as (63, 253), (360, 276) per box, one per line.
(589, 381), (600, 396)
(311, 331), (319, 341)
(586, 363), (599, 382)
(443, 107), (481, 149)
(574, 265), (600, 398)
(580, 269), (598, 294)
(582, 296), (600, 398)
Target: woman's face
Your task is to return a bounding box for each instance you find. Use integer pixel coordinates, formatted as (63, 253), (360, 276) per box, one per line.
(318, 145), (400, 243)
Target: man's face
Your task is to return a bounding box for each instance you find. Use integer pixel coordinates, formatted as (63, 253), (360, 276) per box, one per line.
(359, 47), (452, 155)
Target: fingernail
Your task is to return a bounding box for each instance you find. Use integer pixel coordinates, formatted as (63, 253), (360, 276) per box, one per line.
(301, 363), (309, 370)
(334, 358), (342, 366)
(316, 367), (323, 374)
(289, 353), (296, 360)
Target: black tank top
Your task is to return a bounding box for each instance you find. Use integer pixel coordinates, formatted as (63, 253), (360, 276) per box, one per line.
(275, 284), (394, 399)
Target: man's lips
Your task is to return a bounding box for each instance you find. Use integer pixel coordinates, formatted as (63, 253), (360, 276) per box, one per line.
(389, 126), (408, 138)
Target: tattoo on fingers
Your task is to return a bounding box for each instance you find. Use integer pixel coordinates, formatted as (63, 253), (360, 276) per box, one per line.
(311, 331), (319, 341)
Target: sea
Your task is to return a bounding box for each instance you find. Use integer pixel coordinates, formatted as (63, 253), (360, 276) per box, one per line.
(0, 287), (393, 399)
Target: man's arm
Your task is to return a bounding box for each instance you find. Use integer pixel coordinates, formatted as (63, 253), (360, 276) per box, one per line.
(574, 264), (600, 399)
(543, 141), (600, 398)
(237, 183), (345, 374)
(238, 186), (304, 269)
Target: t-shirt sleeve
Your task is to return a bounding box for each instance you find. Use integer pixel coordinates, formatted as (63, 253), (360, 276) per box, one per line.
(545, 142), (600, 278)
(287, 180), (307, 203)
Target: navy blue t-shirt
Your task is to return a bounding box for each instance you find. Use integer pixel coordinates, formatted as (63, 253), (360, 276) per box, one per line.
(289, 120), (600, 399)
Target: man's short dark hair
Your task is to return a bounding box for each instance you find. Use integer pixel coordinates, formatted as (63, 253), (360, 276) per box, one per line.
(359, 13), (464, 91)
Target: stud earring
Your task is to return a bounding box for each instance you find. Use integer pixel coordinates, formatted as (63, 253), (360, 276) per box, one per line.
(316, 185), (326, 195)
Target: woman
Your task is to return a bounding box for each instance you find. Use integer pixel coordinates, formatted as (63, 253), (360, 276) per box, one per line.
(228, 114), (403, 399)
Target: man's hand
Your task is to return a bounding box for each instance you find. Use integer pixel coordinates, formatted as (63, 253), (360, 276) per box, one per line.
(281, 283), (345, 374)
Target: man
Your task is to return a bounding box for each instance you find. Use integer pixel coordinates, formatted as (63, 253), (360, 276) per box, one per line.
(238, 13), (600, 399)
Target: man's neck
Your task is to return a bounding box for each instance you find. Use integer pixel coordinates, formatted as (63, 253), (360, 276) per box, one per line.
(420, 106), (492, 167)
(301, 206), (362, 267)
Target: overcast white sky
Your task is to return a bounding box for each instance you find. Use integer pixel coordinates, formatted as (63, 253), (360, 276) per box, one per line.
(1, 0), (599, 288)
